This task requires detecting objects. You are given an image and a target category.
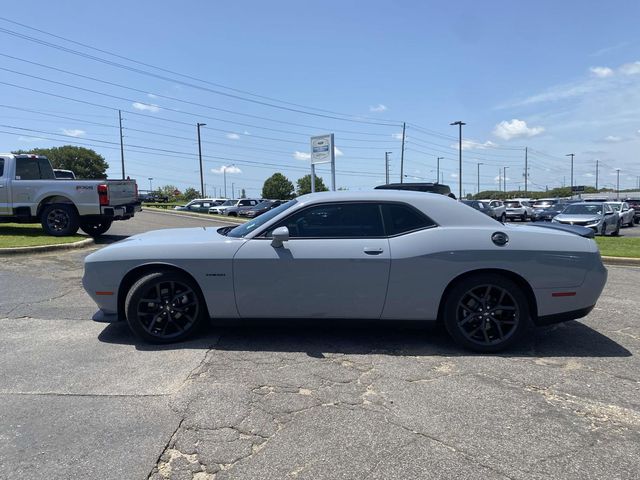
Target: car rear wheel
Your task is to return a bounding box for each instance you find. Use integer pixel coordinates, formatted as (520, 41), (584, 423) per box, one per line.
(443, 273), (530, 352)
(521, 212), (528, 222)
(125, 271), (206, 343)
(80, 218), (113, 237)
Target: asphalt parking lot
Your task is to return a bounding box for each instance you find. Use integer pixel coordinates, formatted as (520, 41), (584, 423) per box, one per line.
(1, 209), (639, 480)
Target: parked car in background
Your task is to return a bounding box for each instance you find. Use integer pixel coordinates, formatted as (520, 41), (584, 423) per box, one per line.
(238, 200), (285, 218)
(531, 204), (566, 222)
(174, 199), (225, 213)
(460, 200), (496, 219)
(53, 168), (76, 179)
(504, 199), (533, 221)
(479, 199), (506, 222)
(0, 153), (139, 237)
(605, 202), (635, 227)
(139, 192), (170, 203)
(625, 198), (640, 224)
(553, 202), (619, 236)
(210, 198), (260, 216)
(83, 190), (607, 352)
(531, 199), (566, 219)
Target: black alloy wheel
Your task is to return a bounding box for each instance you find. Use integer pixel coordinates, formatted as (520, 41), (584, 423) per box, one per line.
(41, 204), (80, 236)
(125, 271), (205, 343)
(80, 218), (113, 237)
(444, 274), (530, 352)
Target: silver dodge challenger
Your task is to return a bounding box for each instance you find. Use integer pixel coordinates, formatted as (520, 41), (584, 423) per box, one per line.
(83, 191), (607, 352)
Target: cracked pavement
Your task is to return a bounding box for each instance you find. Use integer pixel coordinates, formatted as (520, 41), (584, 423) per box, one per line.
(1, 210), (639, 479)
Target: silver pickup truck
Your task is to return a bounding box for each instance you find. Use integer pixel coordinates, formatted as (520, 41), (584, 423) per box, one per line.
(0, 153), (141, 236)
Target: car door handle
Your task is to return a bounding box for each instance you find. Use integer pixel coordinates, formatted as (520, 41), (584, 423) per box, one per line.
(363, 248), (384, 255)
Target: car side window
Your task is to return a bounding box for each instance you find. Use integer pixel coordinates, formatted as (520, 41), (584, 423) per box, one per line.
(0, 158), (4, 177)
(202, 202), (211, 208)
(267, 202), (384, 238)
(381, 203), (436, 236)
(15, 157), (41, 180)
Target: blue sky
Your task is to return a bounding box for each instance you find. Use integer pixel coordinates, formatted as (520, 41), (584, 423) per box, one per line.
(1, 0), (639, 196)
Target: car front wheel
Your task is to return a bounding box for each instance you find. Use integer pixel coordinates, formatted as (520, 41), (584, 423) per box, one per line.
(611, 221), (621, 236)
(125, 271), (205, 343)
(443, 273), (530, 352)
(500, 213), (506, 222)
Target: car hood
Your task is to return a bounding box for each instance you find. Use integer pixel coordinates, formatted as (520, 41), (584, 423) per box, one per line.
(85, 227), (243, 263)
(554, 214), (600, 223)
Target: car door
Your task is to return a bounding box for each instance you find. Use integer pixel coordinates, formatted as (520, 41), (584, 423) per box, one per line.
(232, 202), (391, 319)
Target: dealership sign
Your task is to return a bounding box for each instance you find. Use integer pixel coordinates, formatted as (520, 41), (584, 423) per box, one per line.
(310, 134), (334, 165)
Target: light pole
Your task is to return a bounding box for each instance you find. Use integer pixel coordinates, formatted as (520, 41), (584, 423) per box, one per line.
(616, 169), (621, 200)
(436, 157), (443, 184)
(503, 166), (508, 193)
(385, 152), (392, 184)
(566, 153), (575, 193)
(232, 182), (235, 199)
(477, 162), (483, 195)
(148, 177), (153, 192)
(450, 121), (465, 200)
(197, 123), (206, 196)
(222, 165), (234, 198)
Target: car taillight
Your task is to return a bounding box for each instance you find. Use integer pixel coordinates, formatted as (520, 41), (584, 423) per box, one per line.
(98, 184), (109, 206)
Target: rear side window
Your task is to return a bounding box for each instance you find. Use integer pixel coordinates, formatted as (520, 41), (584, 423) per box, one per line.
(15, 157), (41, 180)
(38, 158), (55, 179)
(0, 158), (4, 177)
(381, 203), (435, 236)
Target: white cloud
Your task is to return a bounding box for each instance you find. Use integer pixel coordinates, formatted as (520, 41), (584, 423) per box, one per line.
(493, 119), (544, 140)
(18, 136), (44, 142)
(132, 102), (160, 112)
(211, 165), (242, 174)
(392, 133), (403, 140)
(243, 130), (250, 135)
(619, 61), (640, 75)
(293, 151), (311, 161)
(61, 128), (85, 137)
(369, 104), (387, 113)
(584, 173), (594, 177)
(147, 93), (158, 99)
(451, 139), (498, 151)
(226, 133), (240, 140)
(450, 173), (458, 178)
(604, 135), (623, 142)
(590, 66), (614, 78)
(334, 146), (344, 156)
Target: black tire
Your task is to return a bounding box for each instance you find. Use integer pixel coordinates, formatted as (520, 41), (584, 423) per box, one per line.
(599, 223), (607, 236)
(500, 213), (507, 223)
(80, 218), (113, 237)
(40, 204), (80, 236)
(611, 221), (621, 236)
(125, 271), (206, 343)
(443, 273), (531, 353)
(521, 212), (528, 222)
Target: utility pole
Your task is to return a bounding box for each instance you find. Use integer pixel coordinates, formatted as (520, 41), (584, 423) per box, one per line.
(498, 168), (501, 192)
(232, 182), (235, 199)
(385, 152), (391, 184)
(616, 169), (621, 200)
(118, 110), (125, 179)
(524, 147), (528, 195)
(436, 157), (443, 184)
(477, 162), (483, 194)
(566, 153), (575, 193)
(400, 123), (406, 183)
(148, 177), (153, 192)
(197, 123), (206, 196)
(222, 165), (232, 198)
(503, 166), (508, 194)
(595, 160), (599, 190)
(450, 121), (466, 200)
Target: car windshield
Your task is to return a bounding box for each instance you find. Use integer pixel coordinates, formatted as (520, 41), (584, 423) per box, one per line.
(253, 201), (273, 209)
(533, 201), (555, 208)
(607, 203), (622, 211)
(220, 200), (236, 206)
(226, 200), (297, 237)
(562, 204), (603, 215)
(504, 201), (520, 208)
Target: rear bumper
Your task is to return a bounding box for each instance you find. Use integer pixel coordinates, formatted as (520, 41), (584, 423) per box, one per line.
(536, 305), (594, 326)
(92, 309), (123, 323)
(101, 202), (142, 220)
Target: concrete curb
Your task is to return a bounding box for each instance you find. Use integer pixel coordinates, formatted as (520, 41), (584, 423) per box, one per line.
(0, 237), (95, 255)
(601, 256), (640, 267)
(143, 207), (246, 224)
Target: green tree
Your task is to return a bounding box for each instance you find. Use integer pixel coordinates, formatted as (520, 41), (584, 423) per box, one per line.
(296, 174), (328, 195)
(13, 145), (109, 179)
(182, 187), (200, 201)
(262, 173), (296, 199)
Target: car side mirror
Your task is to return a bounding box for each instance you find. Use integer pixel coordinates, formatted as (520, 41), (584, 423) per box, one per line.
(271, 226), (290, 248)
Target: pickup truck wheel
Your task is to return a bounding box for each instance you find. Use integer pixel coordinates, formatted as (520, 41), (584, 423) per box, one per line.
(41, 204), (79, 236)
(125, 271), (205, 343)
(80, 218), (113, 237)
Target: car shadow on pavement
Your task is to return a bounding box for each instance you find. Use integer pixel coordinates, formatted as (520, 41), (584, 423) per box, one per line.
(93, 234), (130, 245)
(98, 318), (631, 358)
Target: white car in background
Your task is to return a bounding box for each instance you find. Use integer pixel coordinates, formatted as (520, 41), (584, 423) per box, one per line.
(83, 191), (607, 353)
(504, 199), (534, 221)
(605, 202), (635, 227)
(479, 199), (506, 222)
